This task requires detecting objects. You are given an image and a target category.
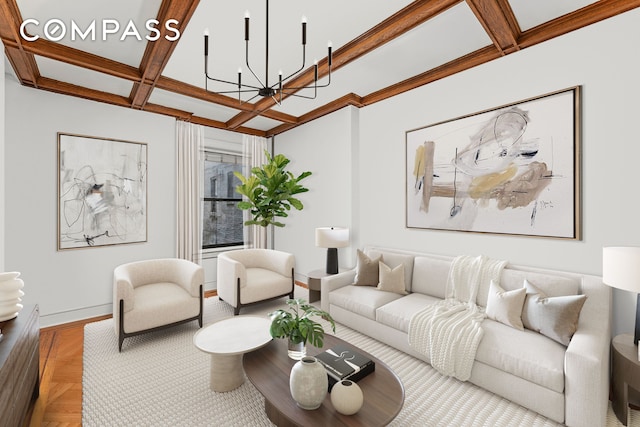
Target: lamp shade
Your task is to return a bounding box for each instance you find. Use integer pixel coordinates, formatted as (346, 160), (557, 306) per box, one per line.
(315, 227), (349, 248)
(603, 247), (640, 293)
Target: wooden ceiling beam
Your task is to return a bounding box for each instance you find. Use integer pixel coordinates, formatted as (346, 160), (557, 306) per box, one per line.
(4, 38), (142, 82)
(130, 0), (200, 109)
(517, 0), (640, 48)
(225, 0), (462, 130)
(267, 93), (364, 136)
(465, 0), (520, 54)
(0, 0), (40, 87)
(190, 116), (268, 137)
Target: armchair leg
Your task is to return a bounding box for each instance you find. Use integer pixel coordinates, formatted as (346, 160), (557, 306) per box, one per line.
(198, 284), (203, 327)
(235, 277), (242, 316)
(289, 268), (295, 299)
(118, 299), (125, 352)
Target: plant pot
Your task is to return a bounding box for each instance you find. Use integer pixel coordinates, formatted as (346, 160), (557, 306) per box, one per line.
(288, 338), (306, 360)
(289, 356), (328, 410)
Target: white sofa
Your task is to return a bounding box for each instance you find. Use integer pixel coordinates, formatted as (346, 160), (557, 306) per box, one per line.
(321, 246), (611, 427)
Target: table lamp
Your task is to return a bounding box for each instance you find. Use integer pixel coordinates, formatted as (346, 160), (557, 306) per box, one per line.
(603, 246), (640, 356)
(315, 227), (349, 274)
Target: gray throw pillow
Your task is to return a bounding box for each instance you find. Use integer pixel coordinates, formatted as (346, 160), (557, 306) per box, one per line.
(522, 280), (587, 346)
(353, 249), (381, 286)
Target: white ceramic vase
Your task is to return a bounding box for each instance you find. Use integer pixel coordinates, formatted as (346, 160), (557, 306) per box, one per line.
(289, 356), (328, 410)
(331, 379), (364, 415)
(0, 272), (24, 322)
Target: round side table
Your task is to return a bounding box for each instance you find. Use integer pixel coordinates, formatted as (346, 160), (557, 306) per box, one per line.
(612, 333), (640, 426)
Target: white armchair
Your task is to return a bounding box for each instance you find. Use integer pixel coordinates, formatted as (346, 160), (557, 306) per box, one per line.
(217, 249), (295, 315)
(113, 258), (204, 351)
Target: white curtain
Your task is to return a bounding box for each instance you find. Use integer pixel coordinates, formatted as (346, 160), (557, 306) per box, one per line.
(176, 120), (204, 264)
(242, 134), (268, 248)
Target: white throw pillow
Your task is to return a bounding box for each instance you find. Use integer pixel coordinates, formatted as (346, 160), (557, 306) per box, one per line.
(377, 261), (408, 295)
(485, 280), (526, 330)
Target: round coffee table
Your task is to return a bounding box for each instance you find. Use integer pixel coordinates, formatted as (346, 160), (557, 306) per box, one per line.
(194, 316), (272, 392)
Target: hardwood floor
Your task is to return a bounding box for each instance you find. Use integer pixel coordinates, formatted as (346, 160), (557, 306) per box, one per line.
(24, 287), (306, 426)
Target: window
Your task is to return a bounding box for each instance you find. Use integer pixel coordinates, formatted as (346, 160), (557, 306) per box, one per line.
(202, 151), (244, 249)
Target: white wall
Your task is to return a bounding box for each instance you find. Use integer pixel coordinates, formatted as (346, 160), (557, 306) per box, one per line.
(5, 78), (177, 326)
(274, 107), (356, 281)
(0, 55), (5, 273)
(276, 9), (640, 337)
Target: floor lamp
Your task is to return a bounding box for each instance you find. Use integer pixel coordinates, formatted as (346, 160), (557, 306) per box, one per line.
(315, 227), (349, 274)
(603, 246), (640, 358)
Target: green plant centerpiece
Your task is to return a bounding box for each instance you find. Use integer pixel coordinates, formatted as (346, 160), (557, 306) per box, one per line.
(234, 151), (312, 228)
(269, 298), (336, 360)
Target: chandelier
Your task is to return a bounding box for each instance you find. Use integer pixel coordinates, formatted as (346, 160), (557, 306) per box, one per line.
(203, 0), (333, 105)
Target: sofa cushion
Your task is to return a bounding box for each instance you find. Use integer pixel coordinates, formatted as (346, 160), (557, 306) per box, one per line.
(377, 261), (408, 295)
(368, 249), (414, 293)
(485, 280), (526, 330)
(476, 318), (566, 393)
(522, 280), (587, 346)
(376, 293), (441, 332)
(126, 282), (199, 333)
(329, 285), (403, 320)
(353, 249), (381, 286)
(411, 256), (450, 299)
(477, 268), (580, 307)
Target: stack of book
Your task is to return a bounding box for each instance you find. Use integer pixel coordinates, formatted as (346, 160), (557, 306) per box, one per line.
(315, 344), (375, 390)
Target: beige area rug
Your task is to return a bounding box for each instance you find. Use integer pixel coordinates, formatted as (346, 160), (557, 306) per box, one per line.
(83, 288), (636, 427)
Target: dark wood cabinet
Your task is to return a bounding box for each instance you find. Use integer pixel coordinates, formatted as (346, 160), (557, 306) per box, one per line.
(0, 304), (40, 427)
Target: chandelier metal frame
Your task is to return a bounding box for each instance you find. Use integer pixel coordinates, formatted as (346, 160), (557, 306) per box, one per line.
(203, 0), (333, 105)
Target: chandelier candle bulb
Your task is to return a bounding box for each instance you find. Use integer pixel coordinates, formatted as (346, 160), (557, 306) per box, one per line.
(244, 11), (250, 41)
(301, 16), (307, 45)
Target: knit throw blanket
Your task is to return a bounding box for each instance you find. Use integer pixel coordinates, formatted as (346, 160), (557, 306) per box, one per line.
(408, 255), (508, 381)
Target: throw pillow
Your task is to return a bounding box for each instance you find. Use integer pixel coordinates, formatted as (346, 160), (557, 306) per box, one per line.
(377, 261), (408, 295)
(485, 280), (526, 330)
(353, 249), (381, 286)
(522, 280), (587, 346)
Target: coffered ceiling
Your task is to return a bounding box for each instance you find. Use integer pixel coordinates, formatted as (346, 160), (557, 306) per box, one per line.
(2, 0), (638, 137)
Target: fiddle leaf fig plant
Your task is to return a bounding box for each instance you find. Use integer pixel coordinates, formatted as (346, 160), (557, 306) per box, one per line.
(234, 151), (312, 228)
(269, 298), (336, 348)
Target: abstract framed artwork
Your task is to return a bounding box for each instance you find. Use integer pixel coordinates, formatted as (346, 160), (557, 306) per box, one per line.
(57, 133), (148, 250)
(406, 86), (580, 239)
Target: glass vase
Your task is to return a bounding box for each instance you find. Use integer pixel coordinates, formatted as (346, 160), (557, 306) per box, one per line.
(288, 338), (306, 360)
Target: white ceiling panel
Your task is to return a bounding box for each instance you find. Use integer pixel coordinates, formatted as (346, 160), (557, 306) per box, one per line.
(242, 115), (283, 131)
(16, 0), (161, 67)
(36, 56), (133, 96)
(272, 3), (492, 116)
(509, 0), (599, 31)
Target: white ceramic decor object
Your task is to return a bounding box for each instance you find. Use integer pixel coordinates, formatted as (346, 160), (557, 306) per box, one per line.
(289, 356), (328, 410)
(330, 379), (364, 415)
(0, 272), (24, 321)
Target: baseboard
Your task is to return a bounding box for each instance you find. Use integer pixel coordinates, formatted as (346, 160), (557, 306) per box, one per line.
(39, 303), (113, 328)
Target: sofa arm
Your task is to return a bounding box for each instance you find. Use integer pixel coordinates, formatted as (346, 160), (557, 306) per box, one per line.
(320, 270), (356, 312)
(216, 254), (247, 307)
(564, 280), (611, 427)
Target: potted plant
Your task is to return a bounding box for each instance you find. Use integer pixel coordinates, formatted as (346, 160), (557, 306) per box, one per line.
(234, 151), (312, 229)
(269, 298), (336, 359)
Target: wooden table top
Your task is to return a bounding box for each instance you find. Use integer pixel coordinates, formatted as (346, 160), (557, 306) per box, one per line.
(244, 333), (405, 426)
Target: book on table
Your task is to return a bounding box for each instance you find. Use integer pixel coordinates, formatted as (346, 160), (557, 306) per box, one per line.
(315, 344), (375, 390)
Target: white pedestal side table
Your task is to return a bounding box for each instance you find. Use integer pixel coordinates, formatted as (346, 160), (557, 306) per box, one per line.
(194, 316), (272, 392)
